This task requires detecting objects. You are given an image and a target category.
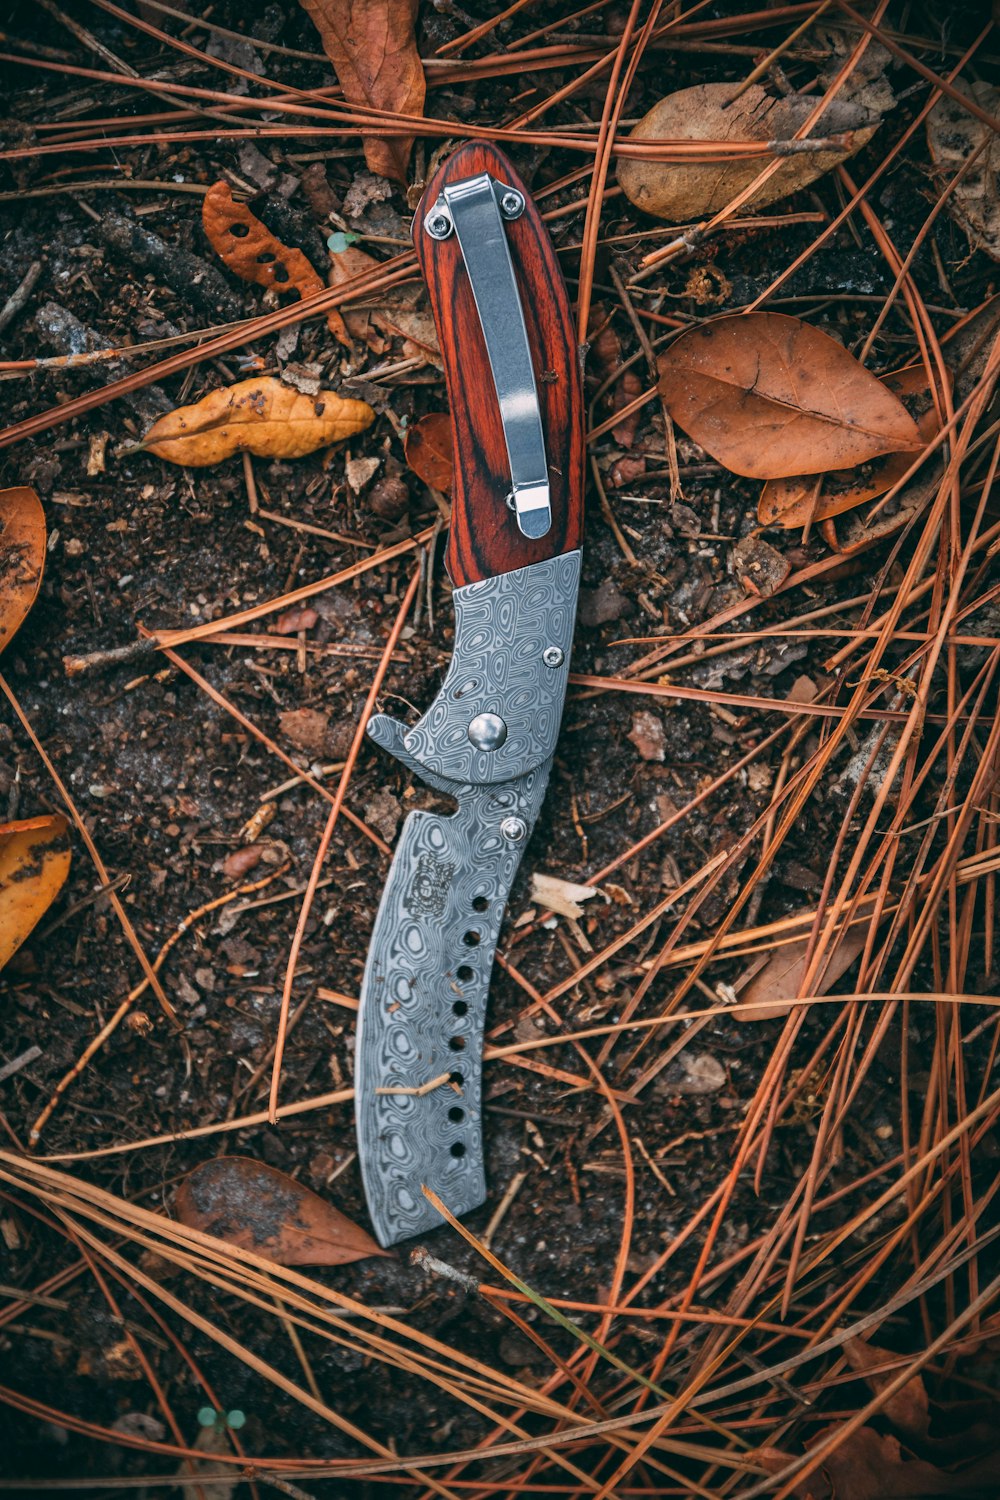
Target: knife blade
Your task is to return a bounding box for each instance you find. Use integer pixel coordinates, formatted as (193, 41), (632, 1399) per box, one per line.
(355, 142), (584, 1247)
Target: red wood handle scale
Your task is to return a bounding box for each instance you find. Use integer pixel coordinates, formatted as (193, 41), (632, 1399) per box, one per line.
(413, 142), (584, 587)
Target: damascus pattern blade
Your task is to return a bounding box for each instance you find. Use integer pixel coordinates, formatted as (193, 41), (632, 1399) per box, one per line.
(355, 762), (552, 1247)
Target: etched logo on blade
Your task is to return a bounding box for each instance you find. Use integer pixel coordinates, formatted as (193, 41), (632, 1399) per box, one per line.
(405, 851), (456, 918)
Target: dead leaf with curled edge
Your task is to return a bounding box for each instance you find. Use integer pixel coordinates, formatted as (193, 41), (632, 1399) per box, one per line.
(843, 1337), (930, 1441)
(0, 815), (72, 971)
(531, 872), (600, 920)
(657, 313), (922, 480)
(404, 412), (453, 492)
(618, 83), (880, 223)
(174, 1156), (387, 1266)
(328, 242), (441, 365)
(297, 0), (425, 183)
(138, 377), (375, 467)
(759, 363), (950, 528)
(751, 1428), (968, 1500)
(0, 486), (45, 655)
(202, 182), (348, 345)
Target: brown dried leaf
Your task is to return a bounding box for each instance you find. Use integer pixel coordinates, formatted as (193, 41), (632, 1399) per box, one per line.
(297, 0), (425, 183)
(0, 815), (71, 971)
(202, 183), (347, 343)
(0, 487), (45, 656)
(627, 710), (666, 762)
(612, 369), (644, 447)
(588, 305), (621, 376)
(745, 1447), (816, 1499)
(609, 454), (647, 488)
(274, 606), (318, 635)
(221, 845), (265, 882)
(807, 1423), (959, 1500)
(735, 922), (867, 1022)
(329, 242), (440, 363)
(140, 377), (374, 467)
(618, 83), (879, 222)
(844, 1337), (930, 1440)
(174, 1156), (386, 1266)
(588, 305), (643, 445)
(657, 313), (922, 479)
(674, 1052), (726, 1095)
(346, 455), (380, 494)
(927, 81), (1000, 263)
(759, 364), (950, 528)
(279, 707), (330, 755)
(731, 533), (790, 597)
(404, 412), (453, 493)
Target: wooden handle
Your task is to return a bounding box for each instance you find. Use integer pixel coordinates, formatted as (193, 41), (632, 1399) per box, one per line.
(413, 142), (584, 588)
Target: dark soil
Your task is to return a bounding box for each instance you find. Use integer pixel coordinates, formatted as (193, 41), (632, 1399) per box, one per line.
(0, 1), (997, 1495)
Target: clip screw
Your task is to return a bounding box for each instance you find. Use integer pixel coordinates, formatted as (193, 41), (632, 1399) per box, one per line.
(542, 646), (564, 668)
(499, 191), (524, 219)
(500, 816), (528, 842)
(426, 211), (453, 240)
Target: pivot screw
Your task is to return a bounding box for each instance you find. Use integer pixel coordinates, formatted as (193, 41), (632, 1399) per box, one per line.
(542, 645), (564, 668)
(468, 712), (507, 751)
(499, 190), (524, 219)
(500, 816), (527, 842)
(426, 211), (452, 240)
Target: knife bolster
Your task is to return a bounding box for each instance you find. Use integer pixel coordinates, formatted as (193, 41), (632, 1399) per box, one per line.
(368, 550), (580, 788)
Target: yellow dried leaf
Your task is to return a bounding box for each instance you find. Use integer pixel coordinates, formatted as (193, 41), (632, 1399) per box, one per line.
(141, 377), (375, 467)
(0, 815), (72, 971)
(0, 486), (45, 655)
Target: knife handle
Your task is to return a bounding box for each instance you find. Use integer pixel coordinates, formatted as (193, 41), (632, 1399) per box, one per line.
(413, 142), (584, 587)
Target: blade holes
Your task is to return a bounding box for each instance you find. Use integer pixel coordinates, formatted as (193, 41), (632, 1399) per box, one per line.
(449, 1036), (466, 1051)
(273, 265), (290, 283)
(448, 1070), (464, 1086)
(229, 222), (249, 238)
(450, 1141), (467, 1158)
(452, 999), (468, 1017)
(462, 931), (481, 947)
(456, 965), (474, 983)
(472, 896), (488, 913)
(448, 1106), (465, 1122)
(256, 251), (276, 263)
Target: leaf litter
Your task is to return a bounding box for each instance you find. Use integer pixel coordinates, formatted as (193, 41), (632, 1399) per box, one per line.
(758, 362), (950, 528)
(403, 411), (453, 491)
(0, 486), (46, 655)
(926, 81), (1000, 263)
(174, 1156), (386, 1266)
(618, 83), (882, 223)
(202, 181), (349, 342)
(0, 815), (72, 971)
(298, 0), (426, 183)
(657, 312), (922, 478)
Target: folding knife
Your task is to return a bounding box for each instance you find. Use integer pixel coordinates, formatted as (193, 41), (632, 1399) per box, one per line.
(354, 143), (584, 1248)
